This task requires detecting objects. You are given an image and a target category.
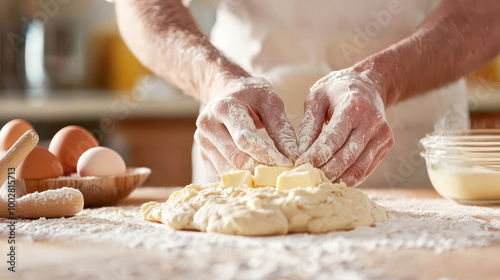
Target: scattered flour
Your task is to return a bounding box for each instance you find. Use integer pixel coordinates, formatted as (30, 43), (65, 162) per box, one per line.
(1, 188), (500, 279)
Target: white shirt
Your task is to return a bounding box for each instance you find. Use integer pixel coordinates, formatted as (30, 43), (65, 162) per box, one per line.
(193, 0), (469, 188)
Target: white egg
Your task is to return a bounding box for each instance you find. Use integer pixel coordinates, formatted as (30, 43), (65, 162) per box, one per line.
(77, 147), (126, 177)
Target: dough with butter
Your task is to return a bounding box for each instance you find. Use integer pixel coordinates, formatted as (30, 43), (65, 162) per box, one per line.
(141, 180), (387, 236)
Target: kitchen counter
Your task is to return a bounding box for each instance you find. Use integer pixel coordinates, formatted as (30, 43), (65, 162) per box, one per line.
(1, 187), (500, 279)
(0, 85), (499, 122)
(0, 90), (200, 121)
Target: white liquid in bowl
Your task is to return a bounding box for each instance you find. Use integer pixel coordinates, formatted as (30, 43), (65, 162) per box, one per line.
(428, 168), (500, 202)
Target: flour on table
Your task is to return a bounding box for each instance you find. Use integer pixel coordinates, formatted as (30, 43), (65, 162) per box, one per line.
(4, 188), (500, 279)
(141, 178), (387, 235)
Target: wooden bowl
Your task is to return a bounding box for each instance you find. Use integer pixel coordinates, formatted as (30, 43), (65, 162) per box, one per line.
(15, 167), (151, 206)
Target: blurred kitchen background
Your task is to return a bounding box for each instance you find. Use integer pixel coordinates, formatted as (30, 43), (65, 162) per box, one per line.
(0, 0), (499, 186)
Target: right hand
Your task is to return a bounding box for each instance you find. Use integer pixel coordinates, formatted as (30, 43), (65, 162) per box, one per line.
(295, 68), (394, 187)
(195, 77), (299, 180)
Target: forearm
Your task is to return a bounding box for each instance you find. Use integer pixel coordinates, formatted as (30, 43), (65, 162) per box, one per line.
(115, 0), (249, 103)
(355, 0), (500, 106)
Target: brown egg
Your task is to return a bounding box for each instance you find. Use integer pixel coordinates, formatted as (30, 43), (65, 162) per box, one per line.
(48, 125), (99, 175)
(0, 119), (35, 152)
(17, 146), (64, 180)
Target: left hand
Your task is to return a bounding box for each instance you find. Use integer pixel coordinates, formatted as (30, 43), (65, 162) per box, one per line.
(194, 77), (299, 181)
(296, 68), (395, 187)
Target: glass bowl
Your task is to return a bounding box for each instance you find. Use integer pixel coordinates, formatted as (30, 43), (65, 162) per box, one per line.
(420, 129), (500, 205)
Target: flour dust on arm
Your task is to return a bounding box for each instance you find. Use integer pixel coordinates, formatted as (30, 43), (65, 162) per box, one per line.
(115, 0), (250, 104)
(354, 0), (500, 106)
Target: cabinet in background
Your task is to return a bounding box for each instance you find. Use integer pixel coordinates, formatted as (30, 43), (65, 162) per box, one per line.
(117, 118), (197, 187)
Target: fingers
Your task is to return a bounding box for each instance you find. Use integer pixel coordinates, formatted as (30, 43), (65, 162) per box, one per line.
(196, 128), (261, 178)
(199, 149), (220, 182)
(259, 95), (300, 161)
(351, 125), (394, 185)
(296, 102), (353, 168)
(330, 140), (380, 187)
(331, 124), (394, 187)
(194, 129), (234, 175)
(363, 139), (393, 180)
(319, 124), (372, 181)
(212, 98), (293, 166)
(196, 95), (293, 175)
(195, 119), (260, 170)
(333, 145), (389, 188)
(296, 68), (394, 187)
(297, 92), (328, 154)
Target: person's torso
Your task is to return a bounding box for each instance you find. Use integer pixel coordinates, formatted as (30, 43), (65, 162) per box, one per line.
(210, 0), (446, 129)
(192, 0), (469, 188)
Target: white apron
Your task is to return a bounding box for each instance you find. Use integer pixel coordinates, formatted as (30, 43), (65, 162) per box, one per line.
(192, 0), (469, 188)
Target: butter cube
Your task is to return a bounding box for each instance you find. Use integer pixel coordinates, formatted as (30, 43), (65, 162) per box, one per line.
(221, 170), (254, 188)
(276, 164), (326, 190)
(254, 165), (293, 187)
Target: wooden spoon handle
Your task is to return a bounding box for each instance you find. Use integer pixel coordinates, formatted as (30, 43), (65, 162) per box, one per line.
(0, 187), (84, 218)
(0, 130), (38, 185)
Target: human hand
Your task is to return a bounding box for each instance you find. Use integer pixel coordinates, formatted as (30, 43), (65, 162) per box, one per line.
(296, 68), (394, 187)
(195, 77), (299, 180)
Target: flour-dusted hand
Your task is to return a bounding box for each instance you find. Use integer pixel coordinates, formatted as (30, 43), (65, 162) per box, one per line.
(296, 68), (394, 187)
(195, 77), (299, 180)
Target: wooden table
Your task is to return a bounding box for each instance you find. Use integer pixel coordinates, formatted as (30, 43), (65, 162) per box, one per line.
(360, 188), (500, 280)
(1, 187), (499, 280)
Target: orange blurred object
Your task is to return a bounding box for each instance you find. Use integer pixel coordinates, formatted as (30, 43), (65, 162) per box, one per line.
(107, 34), (151, 91)
(468, 55), (500, 83)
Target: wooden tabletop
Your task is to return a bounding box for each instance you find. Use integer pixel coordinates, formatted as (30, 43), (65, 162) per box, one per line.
(1, 187), (500, 280)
